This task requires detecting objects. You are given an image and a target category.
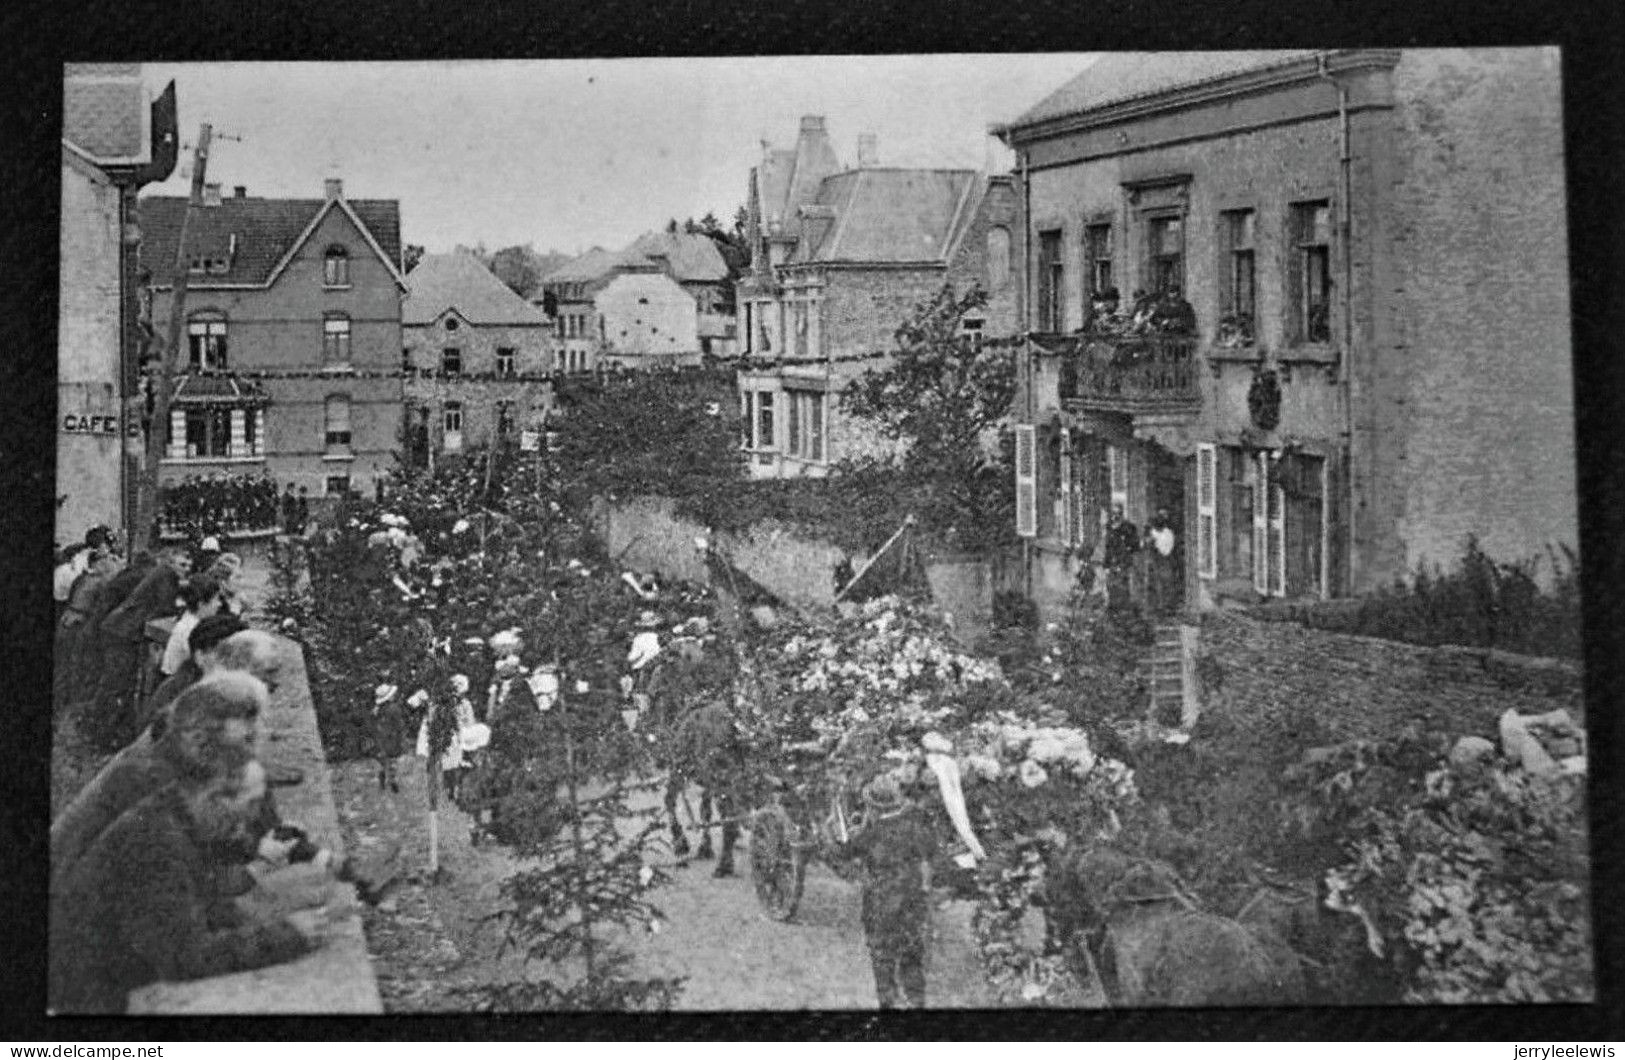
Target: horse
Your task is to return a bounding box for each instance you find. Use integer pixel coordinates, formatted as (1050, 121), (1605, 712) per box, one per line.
(1044, 846), (1307, 1007)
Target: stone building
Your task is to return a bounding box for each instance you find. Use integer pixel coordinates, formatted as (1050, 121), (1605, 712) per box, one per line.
(140, 178), (406, 501)
(995, 49), (1576, 619)
(402, 251), (556, 462)
(57, 64), (177, 546)
(735, 115), (1019, 479)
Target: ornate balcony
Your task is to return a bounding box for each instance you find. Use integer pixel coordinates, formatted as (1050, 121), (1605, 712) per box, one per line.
(1039, 332), (1201, 414)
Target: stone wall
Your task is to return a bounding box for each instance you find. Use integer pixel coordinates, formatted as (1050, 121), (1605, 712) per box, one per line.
(125, 625), (382, 1014)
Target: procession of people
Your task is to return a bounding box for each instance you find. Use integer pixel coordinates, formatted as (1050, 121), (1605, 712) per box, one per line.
(155, 471), (310, 543)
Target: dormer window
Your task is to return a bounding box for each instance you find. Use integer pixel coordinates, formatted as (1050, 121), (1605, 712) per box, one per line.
(324, 245), (350, 287)
(187, 312), (228, 370)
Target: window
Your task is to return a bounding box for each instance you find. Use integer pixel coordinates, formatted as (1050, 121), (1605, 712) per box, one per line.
(323, 395), (352, 451)
(756, 390), (775, 450)
(444, 317), (460, 332)
(1084, 223), (1114, 298)
(323, 246), (350, 287)
(442, 401), (464, 452)
(783, 390), (826, 461)
(325, 474), (350, 496)
(180, 407), (231, 458)
(741, 390), (754, 448)
(1221, 210), (1256, 325)
(1147, 215), (1184, 295)
(442, 348), (462, 376)
(1107, 444), (1130, 513)
(1225, 447), (1256, 581)
(987, 227), (1011, 289)
(1014, 424), (1037, 538)
(496, 348), (516, 376)
(1291, 200), (1333, 343)
(792, 303), (809, 357)
(1037, 229), (1063, 332)
(323, 315), (351, 363)
(187, 313), (228, 370)
(496, 400), (514, 436)
(242, 407), (257, 454)
(787, 392), (800, 456)
(961, 316), (985, 351)
(808, 392), (824, 462)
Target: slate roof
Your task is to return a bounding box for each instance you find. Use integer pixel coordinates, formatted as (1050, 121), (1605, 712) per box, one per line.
(63, 64), (146, 162)
(542, 246), (621, 285)
(139, 196), (403, 288)
(1008, 50), (1322, 129)
(403, 252), (552, 326)
(624, 231), (729, 283)
(793, 168), (982, 265)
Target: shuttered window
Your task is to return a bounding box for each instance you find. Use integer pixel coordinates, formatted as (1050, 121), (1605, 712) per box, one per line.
(1058, 428), (1074, 547)
(1014, 424), (1037, 538)
(1196, 443), (1217, 579)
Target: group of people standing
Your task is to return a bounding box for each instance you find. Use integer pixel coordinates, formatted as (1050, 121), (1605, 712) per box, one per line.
(157, 472), (313, 542)
(55, 530), (250, 753)
(50, 550), (342, 1013)
(1097, 503), (1183, 616)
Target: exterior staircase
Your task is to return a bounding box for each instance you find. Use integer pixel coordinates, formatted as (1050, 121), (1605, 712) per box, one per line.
(1148, 621), (1199, 728)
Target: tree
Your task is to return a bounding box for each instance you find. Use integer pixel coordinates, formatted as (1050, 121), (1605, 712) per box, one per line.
(841, 284), (1018, 550)
(488, 245), (542, 299)
(403, 244), (426, 273)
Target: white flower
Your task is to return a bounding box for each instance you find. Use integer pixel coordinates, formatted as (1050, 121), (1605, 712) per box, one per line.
(638, 865), (655, 887)
(1019, 759), (1049, 788)
(647, 919), (662, 935)
(965, 753), (1004, 782)
(451, 518), (470, 535)
(1021, 981), (1046, 1002)
(575, 680), (590, 694)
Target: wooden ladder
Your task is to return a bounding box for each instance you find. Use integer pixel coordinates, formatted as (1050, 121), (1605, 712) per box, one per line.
(1148, 621), (1196, 727)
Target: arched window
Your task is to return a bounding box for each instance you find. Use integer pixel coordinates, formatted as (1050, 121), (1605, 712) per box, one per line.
(323, 313), (351, 363)
(324, 394), (352, 452)
(323, 245), (350, 287)
(987, 227), (1012, 290)
(187, 310), (228, 370)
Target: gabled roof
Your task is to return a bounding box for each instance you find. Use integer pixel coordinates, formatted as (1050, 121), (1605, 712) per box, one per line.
(139, 195), (404, 289)
(1008, 51), (1321, 129)
(625, 230), (729, 283)
(403, 252), (551, 326)
(542, 246), (621, 284)
(793, 168), (982, 265)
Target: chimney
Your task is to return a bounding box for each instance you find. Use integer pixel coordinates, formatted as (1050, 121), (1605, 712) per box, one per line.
(857, 133), (878, 168)
(202, 182), (222, 207)
(799, 115), (825, 134)
(324, 177), (343, 201)
(233, 185), (247, 198)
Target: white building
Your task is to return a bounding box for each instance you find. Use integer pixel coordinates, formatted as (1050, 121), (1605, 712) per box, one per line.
(595, 267), (702, 369)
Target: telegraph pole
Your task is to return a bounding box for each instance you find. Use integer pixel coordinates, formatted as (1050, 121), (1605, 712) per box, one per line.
(133, 123), (211, 549)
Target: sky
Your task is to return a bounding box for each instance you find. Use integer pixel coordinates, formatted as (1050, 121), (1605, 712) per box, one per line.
(140, 56), (1095, 257)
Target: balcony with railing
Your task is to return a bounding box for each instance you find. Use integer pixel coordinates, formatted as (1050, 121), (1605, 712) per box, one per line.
(1039, 331), (1201, 414)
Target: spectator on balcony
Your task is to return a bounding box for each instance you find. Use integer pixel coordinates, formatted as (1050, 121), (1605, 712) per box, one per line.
(1082, 287), (1121, 334)
(1104, 504), (1142, 611)
(90, 547), (193, 751)
(56, 546), (122, 711)
(48, 759), (320, 1015)
(161, 575), (226, 681)
(141, 613), (251, 735)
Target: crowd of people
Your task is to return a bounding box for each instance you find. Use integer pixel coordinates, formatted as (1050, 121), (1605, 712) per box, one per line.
(49, 524), (351, 1014)
(158, 472), (311, 542)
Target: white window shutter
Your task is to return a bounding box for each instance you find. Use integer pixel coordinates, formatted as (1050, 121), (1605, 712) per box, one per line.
(1015, 424), (1037, 538)
(1270, 465), (1287, 597)
(1058, 427), (1073, 547)
(1196, 443), (1217, 580)
(1253, 452), (1271, 595)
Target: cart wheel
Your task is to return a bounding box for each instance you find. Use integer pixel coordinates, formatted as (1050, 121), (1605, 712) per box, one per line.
(750, 804), (806, 922)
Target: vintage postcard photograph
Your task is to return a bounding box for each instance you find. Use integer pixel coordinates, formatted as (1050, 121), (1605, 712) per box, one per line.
(49, 51), (1590, 1016)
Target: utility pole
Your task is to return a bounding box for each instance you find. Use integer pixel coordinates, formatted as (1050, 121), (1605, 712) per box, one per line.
(132, 123), (211, 549)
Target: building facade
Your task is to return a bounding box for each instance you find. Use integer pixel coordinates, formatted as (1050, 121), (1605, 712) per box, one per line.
(736, 116), (1019, 479)
(996, 49), (1576, 618)
(58, 64), (177, 547)
(403, 251), (556, 462)
(595, 267), (703, 369)
(140, 178), (407, 501)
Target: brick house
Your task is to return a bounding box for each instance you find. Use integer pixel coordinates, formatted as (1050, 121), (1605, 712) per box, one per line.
(58, 64), (177, 546)
(140, 178), (407, 501)
(735, 115), (1019, 479)
(995, 49), (1576, 619)
(402, 251), (557, 464)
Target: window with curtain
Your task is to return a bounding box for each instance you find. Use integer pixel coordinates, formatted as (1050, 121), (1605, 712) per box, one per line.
(187, 313), (228, 370)
(1037, 229), (1064, 332)
(1084, 224), (1114, 298)
(323, 246), (350, 286)
(1291, 200), (1333, 343)
(324, 395), (352, 451)
(1221, 210), (1256, 324)
(1147, 215), (1184, 295)
(323, 315), (351, 363)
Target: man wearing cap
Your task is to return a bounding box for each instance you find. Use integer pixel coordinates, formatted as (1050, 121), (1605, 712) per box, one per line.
(839, 773), (939, 1009)
(137, 613), (251, 736)
(91, 547), (192, 750)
